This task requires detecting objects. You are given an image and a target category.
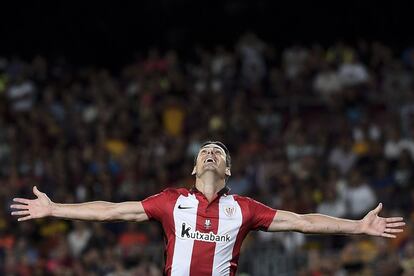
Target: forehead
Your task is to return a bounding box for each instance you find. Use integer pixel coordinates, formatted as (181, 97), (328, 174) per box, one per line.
(198, 144), (226, 154)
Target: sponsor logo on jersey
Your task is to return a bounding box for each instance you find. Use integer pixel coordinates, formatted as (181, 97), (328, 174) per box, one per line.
(181, 223), (230, 242)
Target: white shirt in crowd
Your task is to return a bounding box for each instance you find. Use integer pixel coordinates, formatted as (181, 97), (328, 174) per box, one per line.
(337, 62), (369, 86)
(344, 183), (376, 218)
(7, 81), (35, 112)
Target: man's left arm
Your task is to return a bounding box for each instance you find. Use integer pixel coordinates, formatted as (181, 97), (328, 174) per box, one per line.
(268, 203), (405, 238)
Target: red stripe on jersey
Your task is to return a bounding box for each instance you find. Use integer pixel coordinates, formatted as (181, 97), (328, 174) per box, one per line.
(142, 188), (189, 275)
(163, 200), (176, 276)
(189, 194), (220, 275)
(229, 199), (250, 276)
(230, 196), (277, 275)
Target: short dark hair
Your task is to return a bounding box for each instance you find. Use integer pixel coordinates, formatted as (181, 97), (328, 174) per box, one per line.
(198, 141), (231, 167)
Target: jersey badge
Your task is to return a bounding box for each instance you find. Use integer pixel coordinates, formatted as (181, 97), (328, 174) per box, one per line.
(223, 206), (235, 217)
(204, 219), (211, 229)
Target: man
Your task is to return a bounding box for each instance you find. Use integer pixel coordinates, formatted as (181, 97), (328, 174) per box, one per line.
(11, 141), (405, 276)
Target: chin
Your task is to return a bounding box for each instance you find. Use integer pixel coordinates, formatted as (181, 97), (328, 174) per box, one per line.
(203, 167), (218, 173)
(198, 167), (218, 175)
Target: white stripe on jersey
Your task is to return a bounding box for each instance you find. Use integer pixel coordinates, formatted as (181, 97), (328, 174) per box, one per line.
(212, 195), (243, 276)
(171, 194), (199, 276)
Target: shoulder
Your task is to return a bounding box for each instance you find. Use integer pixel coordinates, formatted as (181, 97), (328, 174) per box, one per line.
(142, 187), (189, 210)
(232, 194), (275, 211)
(232, 194), (256, 204)
(231, 194), (257, 211)
(158, 187), (190, 198)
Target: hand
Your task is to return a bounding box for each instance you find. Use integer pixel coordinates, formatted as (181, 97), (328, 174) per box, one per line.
(10, 186), (54, 221)
(360, 203), (405, 238)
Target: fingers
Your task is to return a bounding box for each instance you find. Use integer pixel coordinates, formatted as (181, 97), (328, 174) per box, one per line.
(381, 233), (396, 239)
(10, 204), (29, 210)
(381, 220), (405, 238)
(10, 204), (33, 221)
(17, 215), (32, 222)
(385, 217), (404, 223)
(387, 222), (406, 228)
(384, 228), (404, 233)
(13, 198), (30, 204)
(11, 210), (30, 216)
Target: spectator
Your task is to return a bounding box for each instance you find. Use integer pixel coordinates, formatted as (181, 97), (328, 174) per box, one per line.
(1, 37), (414, 274)
(317, 183), (346, 218)
(328, 137), (358, 176)
(337, 54), (369, 87)
(343, 169), (376, 218)
(7, 75), (36, 113)
(67, 221), (92, 257)
(313, 61), (342, 99)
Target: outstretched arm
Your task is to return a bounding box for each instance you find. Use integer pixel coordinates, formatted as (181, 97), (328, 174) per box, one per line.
(10, 186), (149, 222)
(268, 203), (405, 238)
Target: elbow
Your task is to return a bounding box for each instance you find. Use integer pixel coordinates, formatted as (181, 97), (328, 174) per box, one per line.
(99, 204), (117, 221)
(300, 224), (314, 234)
(100, 212), (117, 221)
(98, 213), (111, 221)
(297, 215), (314, 233)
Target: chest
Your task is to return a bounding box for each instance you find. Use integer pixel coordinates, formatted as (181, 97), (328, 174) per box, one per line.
(172, 195), (243, 236)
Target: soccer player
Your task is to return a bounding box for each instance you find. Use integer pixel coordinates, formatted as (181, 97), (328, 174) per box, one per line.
(11, 141), (405, 276)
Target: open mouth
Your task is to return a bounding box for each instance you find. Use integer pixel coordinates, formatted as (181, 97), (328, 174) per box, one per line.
(204, 157), (216, 164)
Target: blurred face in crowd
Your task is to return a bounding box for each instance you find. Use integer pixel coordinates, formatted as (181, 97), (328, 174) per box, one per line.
(192, 144), (231, 180)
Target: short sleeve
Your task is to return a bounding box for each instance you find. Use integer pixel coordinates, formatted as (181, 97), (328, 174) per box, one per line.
(249, 198), (277, 231)
(141, 190), (169, 222)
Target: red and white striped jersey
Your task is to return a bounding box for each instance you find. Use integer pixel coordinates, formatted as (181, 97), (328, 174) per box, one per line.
(142, 186), (277, 276)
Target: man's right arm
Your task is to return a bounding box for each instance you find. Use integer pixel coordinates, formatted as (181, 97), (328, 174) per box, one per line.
(51, 201), (149, 222)
(10, 186), (149, 222)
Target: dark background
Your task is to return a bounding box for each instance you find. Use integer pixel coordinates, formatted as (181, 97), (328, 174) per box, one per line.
(1, 1), (413, 67)
(2, 2), (413, 275)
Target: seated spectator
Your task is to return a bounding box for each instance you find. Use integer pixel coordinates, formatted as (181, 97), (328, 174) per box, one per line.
(67, 221), (92, 257)
(317, 183), (346, 218)
(343, 169), (376, 219)
(328, 137), (358, 176)
(313, 62), (342, 99)
(337, 54), (369, 86)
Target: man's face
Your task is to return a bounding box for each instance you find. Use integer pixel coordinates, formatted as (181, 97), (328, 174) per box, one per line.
(192, 144), (231, 178)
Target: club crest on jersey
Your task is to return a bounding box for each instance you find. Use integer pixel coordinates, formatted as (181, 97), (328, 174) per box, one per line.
(223, 206), (235, 217)
(204, 219), (211, 229)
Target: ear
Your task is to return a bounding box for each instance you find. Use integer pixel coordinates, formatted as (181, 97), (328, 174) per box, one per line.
(191, 166), (196, 175)
(225, 167), (231, 176)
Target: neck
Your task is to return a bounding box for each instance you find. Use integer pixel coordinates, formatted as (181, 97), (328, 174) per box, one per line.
(195, 172), (225, 202)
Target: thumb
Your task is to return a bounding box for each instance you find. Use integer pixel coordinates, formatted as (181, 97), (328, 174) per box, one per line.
(372, 203), (382, 215)
(33, 186), (42, 197)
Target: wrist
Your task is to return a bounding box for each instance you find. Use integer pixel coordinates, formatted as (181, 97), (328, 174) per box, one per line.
(49, 202), (57, 217)
(356, 219), (365, 234)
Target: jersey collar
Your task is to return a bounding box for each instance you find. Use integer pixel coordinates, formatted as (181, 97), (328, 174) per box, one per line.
(190, 186), (231, 197)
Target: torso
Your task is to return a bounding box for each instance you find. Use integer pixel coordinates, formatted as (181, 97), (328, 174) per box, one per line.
(141, 188), (276, 276)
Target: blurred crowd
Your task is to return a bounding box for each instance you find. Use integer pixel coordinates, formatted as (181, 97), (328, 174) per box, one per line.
(1, 33), (414, 275)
